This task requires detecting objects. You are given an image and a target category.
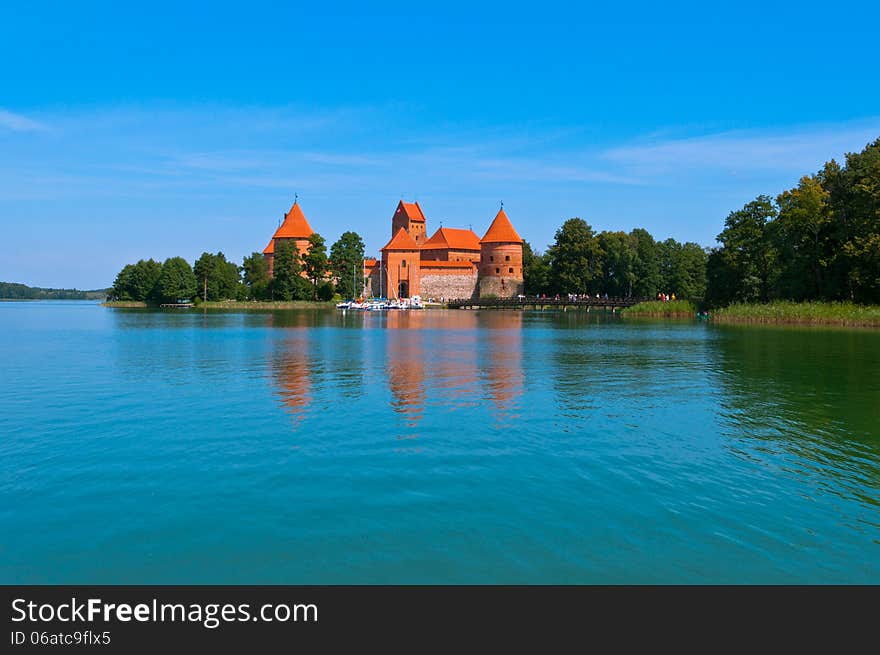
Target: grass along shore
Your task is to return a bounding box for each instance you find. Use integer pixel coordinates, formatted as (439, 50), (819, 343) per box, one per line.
(623, 299), (880, 327)
(103, 300), (336, 309)
(711, 301), (880, 327)
(620, 300), (697, 317)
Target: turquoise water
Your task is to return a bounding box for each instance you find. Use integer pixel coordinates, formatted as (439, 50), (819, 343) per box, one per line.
(1, 301), (878, 583)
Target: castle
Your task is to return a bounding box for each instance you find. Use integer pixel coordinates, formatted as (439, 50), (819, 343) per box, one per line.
(263, 199), (524, 300)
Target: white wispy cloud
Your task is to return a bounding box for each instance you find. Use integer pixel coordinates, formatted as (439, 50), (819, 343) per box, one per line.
(0, 108), (47, 132)
(2, 104), (878, 205)
(602, 120), (880, 177)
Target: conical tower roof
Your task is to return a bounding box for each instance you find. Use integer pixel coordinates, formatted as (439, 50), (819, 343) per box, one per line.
(272, 201), (314, 240)
(480, 208), (522, 244)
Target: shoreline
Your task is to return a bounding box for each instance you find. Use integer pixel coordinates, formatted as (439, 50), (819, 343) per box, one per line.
(100, 299), (880, 327)
(102, 300), (337, 309)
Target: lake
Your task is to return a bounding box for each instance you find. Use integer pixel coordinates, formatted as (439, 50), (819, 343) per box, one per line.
(1, 301), (878, 583)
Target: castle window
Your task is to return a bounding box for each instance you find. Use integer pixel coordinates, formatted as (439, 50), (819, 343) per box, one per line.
(495, 268), (500, 274)
(490, 255), (494, 262)
(505, 255), (510, 261)
(402, 259), (407, 268)
(508, 267), (513, 273)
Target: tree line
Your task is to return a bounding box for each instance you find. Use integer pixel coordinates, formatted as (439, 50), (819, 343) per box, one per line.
(108, 231), (366, 303)
(524, 137), (879, 306)
(523, 224), (708, 301)
(0, 282), (108, 300)
(110, 137), (878, 306)
(706, 138), (879, 305)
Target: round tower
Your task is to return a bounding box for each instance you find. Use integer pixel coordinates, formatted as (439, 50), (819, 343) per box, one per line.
(263, 199), (315, 277)
(478, 207), (524, 298)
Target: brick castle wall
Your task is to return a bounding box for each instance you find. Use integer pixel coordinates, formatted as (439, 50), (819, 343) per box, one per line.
(420, 272), (478, 301)
(478, 275), (524, 298)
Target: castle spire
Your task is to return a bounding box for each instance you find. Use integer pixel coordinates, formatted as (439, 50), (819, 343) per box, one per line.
(481, 206), (522, 244)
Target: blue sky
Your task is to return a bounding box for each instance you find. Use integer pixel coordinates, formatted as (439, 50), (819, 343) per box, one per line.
(2, 1), (878, 288)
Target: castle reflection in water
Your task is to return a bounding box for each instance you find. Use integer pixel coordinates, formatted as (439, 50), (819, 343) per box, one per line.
(268, 310), (524, 432)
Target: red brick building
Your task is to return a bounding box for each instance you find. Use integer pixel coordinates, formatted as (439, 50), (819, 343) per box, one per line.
(262, 198), (525, 300)
(365, 201), (524, 300)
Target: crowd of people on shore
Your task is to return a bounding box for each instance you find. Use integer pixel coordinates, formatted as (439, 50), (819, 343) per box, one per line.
(522, 292), (680, 302)
(523, 292), (616, 301)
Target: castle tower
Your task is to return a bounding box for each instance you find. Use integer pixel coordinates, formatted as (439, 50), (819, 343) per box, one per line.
(478, 207), (524, 298)
(263, 200), (315, 277)
(391, 200), (427, 245)
(381, 228), (421, 299)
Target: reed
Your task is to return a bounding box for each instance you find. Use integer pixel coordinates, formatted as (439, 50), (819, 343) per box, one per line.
(620, 300), (696, 317)
(712, 301), (880, 327)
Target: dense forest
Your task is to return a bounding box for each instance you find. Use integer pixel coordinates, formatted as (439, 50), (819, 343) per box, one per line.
(705, 138), (879, 305)
(0, 282), (108, 300)
(108, 137), (879, 307)
(523, 137), (879, 306)
(522, 225), (707, 300)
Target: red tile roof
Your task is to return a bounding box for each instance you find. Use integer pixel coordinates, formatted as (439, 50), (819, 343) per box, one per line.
(363, 258), (378, 268)
(396, 200), (426, 222)
(263, 239), (275, 255)
(272, 201), (314, 240)
(421, 227), (481, 251)
(381, 227), (421, 251)
(480, 208), (522, 244)
(419, 260), (476, 269)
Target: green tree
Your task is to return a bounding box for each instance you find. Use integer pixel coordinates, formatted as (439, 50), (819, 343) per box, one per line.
(193, 251), (242, 301)
(836, 138), (880, 303)
(818, 158), (851, 299)
(302, 233), (329, 300)
(132, 259), (162, 301)
(329, 231), (366, 299)
(671, 242), (708, 301)
(109, 258), (162, 301)
(110, 264), (137, 301)
(656, 238), (679, 295)
(270, 240), (303, 301)
(156, 257), (197, 303)
(242, 252), (271, 300)
(522, 240), (551, 295)
(705, 247), (736, 307)
(630, 228), (660, 298)
(774, 175), (832, 299)
(597, 231), (636, 297)
(317, 281), (335, 301)
(708, 195), (778, 303)
(547, 218), (603, 294)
